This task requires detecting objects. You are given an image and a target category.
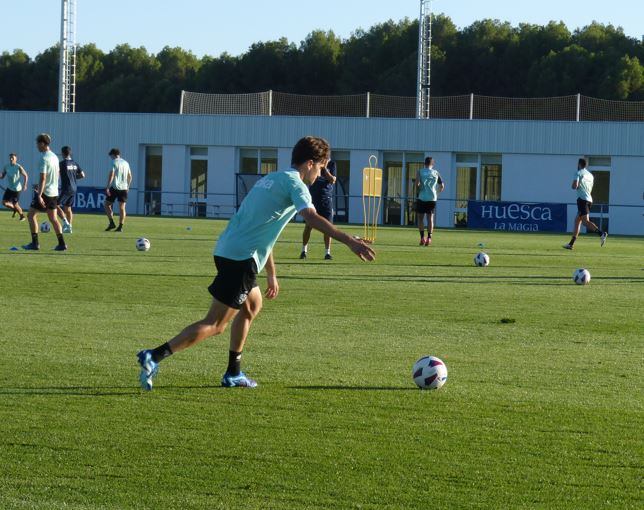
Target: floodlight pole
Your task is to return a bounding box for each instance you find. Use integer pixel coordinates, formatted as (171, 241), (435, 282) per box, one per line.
(416, 0), (433, 119)
(58, 0), (77, 112)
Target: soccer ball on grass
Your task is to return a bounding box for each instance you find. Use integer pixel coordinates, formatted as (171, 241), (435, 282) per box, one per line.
(412, 355), (448, 390)
(136, 237), (151, 252)
(40, 221), (51, 233)
(573, 268), (591, 285)
(474, 251), (490, 267)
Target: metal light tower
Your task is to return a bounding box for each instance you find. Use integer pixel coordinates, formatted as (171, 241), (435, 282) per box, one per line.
(416, 0), (433, 119)
(58, 0), (77, 112)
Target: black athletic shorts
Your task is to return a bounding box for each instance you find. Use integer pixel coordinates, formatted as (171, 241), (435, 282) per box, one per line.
(208, 256), (259, 309)
(576, 198), (592, 216)
(313, 196), (333, 222)
(59, 191), (75, 208)
(416, 199), (437, 214)
(106, 188), (128, 203)
(31, 194), (58, 212)
(3, 189), (20, 203)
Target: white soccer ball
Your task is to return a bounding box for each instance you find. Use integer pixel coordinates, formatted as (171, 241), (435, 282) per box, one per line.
(573, 268), (591, 285)
(474, 251), (490, 267)
(412, 355), (448, 390)
(136, 237), (151, 252)
(40, 221), (51, 233)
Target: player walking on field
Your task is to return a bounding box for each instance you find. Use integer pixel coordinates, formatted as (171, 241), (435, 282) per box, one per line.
(416, 156), (444, 246)
(104, 148), (132, 232)
(23, 133), (67, 251)
(137, 137), (375, 390)
(1, 153), (28, 221)
(300, 159), (337, 260)
(563, 158), (607, 250)
(56, 146), (86, 234)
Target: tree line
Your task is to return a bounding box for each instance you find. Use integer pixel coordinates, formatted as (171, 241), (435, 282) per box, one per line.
(1, 16), (642, 113)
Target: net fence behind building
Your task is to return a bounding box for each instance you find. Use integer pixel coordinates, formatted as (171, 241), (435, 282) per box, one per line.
(271, 92), (368, 117)
(474, 95), (579, 121)
(180, 90), (271, 115)
(181, 90), (644, 122)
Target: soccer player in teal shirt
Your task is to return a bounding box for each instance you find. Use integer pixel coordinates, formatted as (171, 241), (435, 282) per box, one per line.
(416, 156), (444, 246)
(23, 134), (67, 251)
(1, 153), (28, 221)
(563, 158), (607, 250)
(137, 137), (376, 390)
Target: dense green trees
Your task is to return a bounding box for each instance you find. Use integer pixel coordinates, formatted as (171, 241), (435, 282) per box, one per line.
(0, 17), (641, 112)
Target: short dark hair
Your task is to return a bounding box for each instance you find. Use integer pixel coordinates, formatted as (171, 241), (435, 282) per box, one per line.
(291, 136), (330, 166)
(109, 148), (121, 157)
(9, 153), (17, 158)
(578, 158), (587, 168)
(61, 146), (72, 157)
(36, 133), (51, 145)
(425, 156), (434, 166)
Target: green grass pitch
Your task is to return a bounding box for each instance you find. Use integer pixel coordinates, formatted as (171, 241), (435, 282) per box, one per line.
(0, 211), (642, 509)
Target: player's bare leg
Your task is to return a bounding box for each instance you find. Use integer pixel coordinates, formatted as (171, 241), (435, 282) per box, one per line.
(427, 212), (435, 245)
(301, 223), (313, 258)
(417, 213), (426, 245)
(104, 201), (116, 230)
(47, 208), (67, 250)
(115, 202), (126, 231)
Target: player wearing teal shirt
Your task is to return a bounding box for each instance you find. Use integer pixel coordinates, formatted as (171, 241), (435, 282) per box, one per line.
(104, 148), (132, 232)
(23, 134), (67, 251)
(216, 170), (313, 272)
(1, 153), (28, 221)
(563, 158), (607, 250)
(415, 157), (445, 246)
(137, 137), (376, 391)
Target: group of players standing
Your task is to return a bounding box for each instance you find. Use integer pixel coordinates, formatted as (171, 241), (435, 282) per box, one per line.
(1, 133), (133, 251)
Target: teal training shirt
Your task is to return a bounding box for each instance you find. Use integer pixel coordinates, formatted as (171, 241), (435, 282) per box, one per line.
(575, 169), (594, 202)
(417, 167), (443, 202)
(215, 170), (313, 272)
(3, 163), (23, 192)
(111, 157), (131, 190)
(40, 150), (59, 196)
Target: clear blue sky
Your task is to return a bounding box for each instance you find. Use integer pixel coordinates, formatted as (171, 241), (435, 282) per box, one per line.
(4, 0), (643, 58)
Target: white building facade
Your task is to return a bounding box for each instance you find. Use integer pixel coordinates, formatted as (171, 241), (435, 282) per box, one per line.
(1, 111), (642, 235)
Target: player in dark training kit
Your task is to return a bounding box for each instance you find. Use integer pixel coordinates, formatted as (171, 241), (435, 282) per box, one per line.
(57, 146), (86, 234)
(300, 159), (337, 260)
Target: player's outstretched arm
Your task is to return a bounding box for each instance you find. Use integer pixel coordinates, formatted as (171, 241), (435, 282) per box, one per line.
(300, 208), (375, 262)
(264, 251), (279, 300)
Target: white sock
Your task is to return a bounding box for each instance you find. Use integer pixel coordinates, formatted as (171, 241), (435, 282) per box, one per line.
(326, 248), (331, 255)
(302, 245), (308, 253)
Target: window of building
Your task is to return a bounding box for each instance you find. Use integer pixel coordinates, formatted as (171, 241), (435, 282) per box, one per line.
(144, 146), (162, 215)
(331, 150), (350, 222)
(260, 149), (277, 174)
(587, 156), (611, 232)
(239, 148), (277, 174)
(240, 148), (258, 174)
(480, 154), (502, 201)
(454, 153), (502, 227)
(404, 153), (424, 226)
(383, 152), (403, 225)
(190, 147), (208, 217)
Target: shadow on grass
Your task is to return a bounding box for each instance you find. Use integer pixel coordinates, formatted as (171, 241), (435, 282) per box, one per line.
(0, 384), (230, 396)
(0, 386), (142, 396)
(278, 274), (644, 285)
(288, 385), (417, 391)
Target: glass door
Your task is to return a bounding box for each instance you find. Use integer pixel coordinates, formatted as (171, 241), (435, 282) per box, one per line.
(144, 146), (162, 215)
(383, 153), (403, 225)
